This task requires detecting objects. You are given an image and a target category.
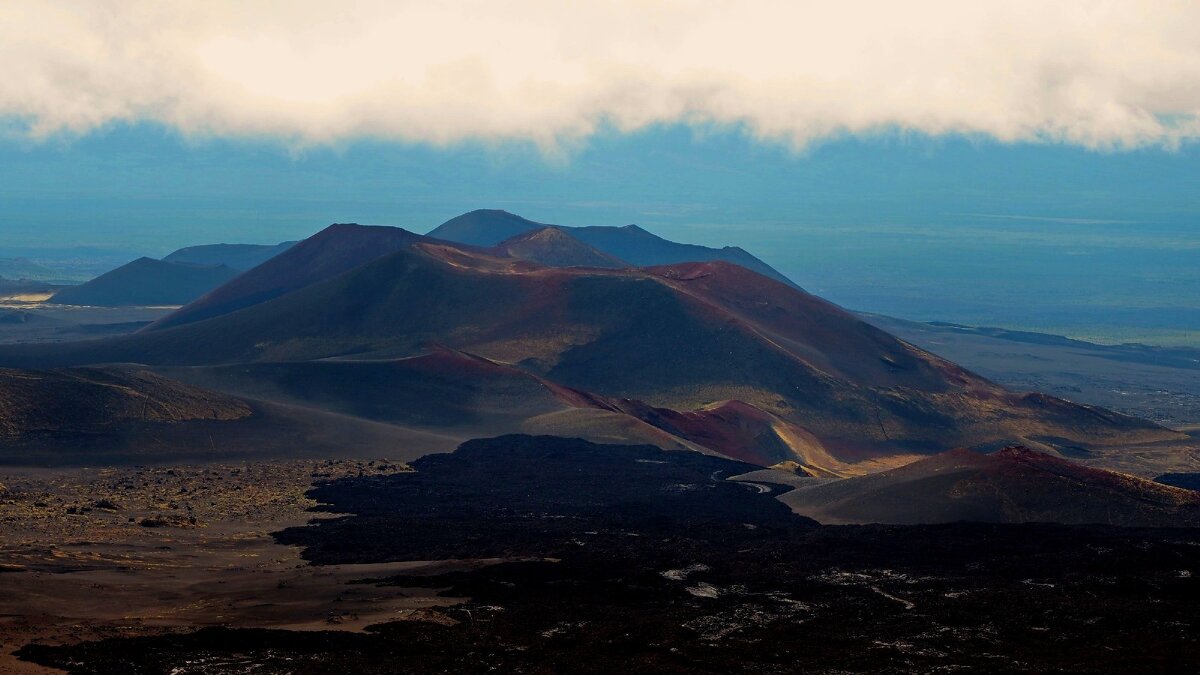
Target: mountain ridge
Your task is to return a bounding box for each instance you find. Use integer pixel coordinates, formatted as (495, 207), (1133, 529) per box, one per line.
(0, 223), (1176, 471)
(429, 209), (799, 287)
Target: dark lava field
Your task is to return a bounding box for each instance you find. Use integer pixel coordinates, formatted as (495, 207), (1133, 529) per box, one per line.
(19, 436), (1200, 674)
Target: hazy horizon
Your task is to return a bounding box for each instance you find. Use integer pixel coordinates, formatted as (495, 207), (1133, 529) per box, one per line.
(2, 1), (1198, 344)
(4, 124), (1198, 345)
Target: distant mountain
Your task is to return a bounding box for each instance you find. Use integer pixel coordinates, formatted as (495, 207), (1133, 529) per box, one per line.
(163, 241), (297, 271)
(782, 446), (1200, 527)
(145, 224), (423, 331)
(0, 258), (58, 282)
(50, 258), (240, 307)
(45, 241), (296, 309)
(492, 227), (627, 268)
(1, 225), (1176, 472)
(862, 312), (1200, 427)
(429, 209), (799, 287)
(427, 209), (546, 246)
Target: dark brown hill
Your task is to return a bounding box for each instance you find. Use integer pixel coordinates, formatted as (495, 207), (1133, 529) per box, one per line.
(0, 228), (1175, 469)
(782, 446), (1200, 527)
(50, 258), (239, 307)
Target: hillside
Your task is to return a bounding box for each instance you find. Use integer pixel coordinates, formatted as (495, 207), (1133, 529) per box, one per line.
(0, 366), (250, 442)
(156, 349), (717, 458)
(0, 365), (455, 465)
(0, 258), (58, 282)
(0, 226), (1177, 471)
(430, 209), (798, 287)
(157, 351), (843, 470)
(782, 446), (1200, 527)
(50, 258), (239, 307)
(145, 224), (423, 331)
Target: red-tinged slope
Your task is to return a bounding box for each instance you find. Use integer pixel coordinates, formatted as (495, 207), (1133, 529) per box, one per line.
(647, 261), (979, 392)
(144, 224), (425, 332)
(783, 446), (1200, 526)
(589, 398), (854, 474)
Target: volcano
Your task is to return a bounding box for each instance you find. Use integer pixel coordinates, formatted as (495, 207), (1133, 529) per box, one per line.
(0, 220), (1177, 472)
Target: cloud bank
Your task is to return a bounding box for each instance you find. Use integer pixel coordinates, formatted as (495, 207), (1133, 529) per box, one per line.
(3, 1), (1199, 150)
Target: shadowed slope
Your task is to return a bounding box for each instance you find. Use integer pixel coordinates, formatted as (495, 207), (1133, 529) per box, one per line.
(51, 258), (239, 307)
(158, 348), (573, 430)
(0, 366), (250, 437)
(783, 446), (1200, 527)
(156, 349), (848, 471)
(0, 365), (456, 465)
(145, 224), (424, 331)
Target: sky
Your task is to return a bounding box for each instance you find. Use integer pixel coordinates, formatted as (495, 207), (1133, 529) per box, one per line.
(1, 1), (1198, 343)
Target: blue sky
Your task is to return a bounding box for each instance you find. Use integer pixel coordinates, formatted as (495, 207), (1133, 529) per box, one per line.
(3, 122), (1196, 254)
(1, 2), (1198, 343)
(2, 124), (1197, 344)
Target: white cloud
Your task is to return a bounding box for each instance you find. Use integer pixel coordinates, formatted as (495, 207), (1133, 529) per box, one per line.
(2, 0), (1199, 151)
